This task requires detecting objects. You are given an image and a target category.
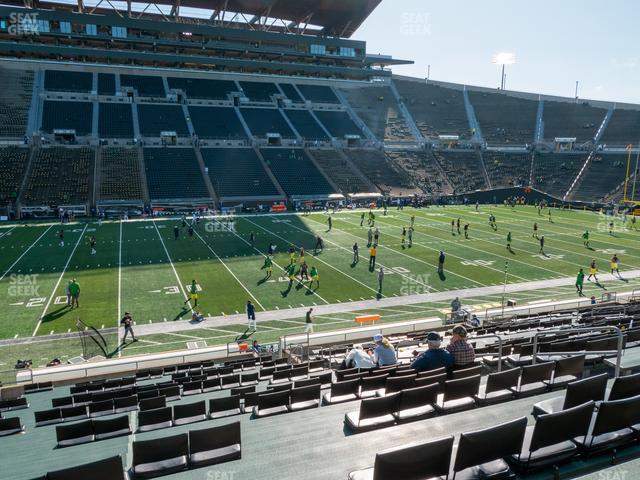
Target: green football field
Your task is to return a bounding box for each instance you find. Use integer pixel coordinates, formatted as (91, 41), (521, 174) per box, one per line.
(1, 205), (639, 368)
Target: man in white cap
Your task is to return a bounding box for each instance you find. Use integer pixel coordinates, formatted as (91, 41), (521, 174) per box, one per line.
(411, 332), (453, 372)
(343, 344), (376, 369)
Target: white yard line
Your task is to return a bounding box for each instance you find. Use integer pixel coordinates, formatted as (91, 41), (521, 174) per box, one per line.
(0, 225), (53, 281)
(193, 228), (266, 311)
(204, 218), (330, 305)
(117, 220), (123, 355)
(0, 226), (17, 240)
(243, 216), (387, 298)
(152, 220), (192, 313)
(32, 224), (88, 336)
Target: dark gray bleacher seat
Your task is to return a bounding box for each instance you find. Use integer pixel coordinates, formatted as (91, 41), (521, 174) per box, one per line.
(344, 392), (400, 433)
(322, 379), (359, 405)
(475, 367), (519, 406)
(89, 399), (114, 418)
(288, 385), (321, 412)
(253, 390), (290, 418)
(52, 396), (73, 408)
(545, 354), (585, 388)
(182, 381), (202, 396)
(533, 373), (608, 417)
(358, 374), (388, 399)
(0, 397), (29, 412)
(451, 365), (482, 380)
(348, 436), (454, 480)
(137, 406), (173, 432)
(606, 371), (640, 401)
(434, 375), (480, 414)
(574, 394), (640, 454)
(510, 401), (594, 471)
(56, 420), (94, 447)
(93, 415), (131, 440)
(202, 377), (221, 393)
(131, 433), (189, 478)
(381, 374), (416, 395)
(114, 395), (138, 413)
(188, 422), (242, 468)
(173, 400), (207, 426)
(221, 374), (240, 389)
(452, 417), (527, 479)
(35, 408), (63, 426)
(394, 384), (438, 423)
(139, 396), (166, 411)
(0, 417), (25, 436)
(512, 362), (554, 397)
(209, 395), (241, 419)
(47, 455), (126, 480)
(158, 385), (181, 401)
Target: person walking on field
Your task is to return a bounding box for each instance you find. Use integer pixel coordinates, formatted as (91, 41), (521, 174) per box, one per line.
(121, 312), (137, 342)
(68, 279), (80, 308)
(246, 300), (256, 330)
(305, 308), (314, 333)
(576, 268), (585, 296)
(377, 267), (384, 294)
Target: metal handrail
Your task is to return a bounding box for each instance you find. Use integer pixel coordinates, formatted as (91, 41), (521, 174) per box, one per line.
(531, 326), (623, 377)
(466, 334), (504, 372)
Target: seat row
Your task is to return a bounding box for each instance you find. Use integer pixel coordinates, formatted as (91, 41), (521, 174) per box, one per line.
(55, 415), (130, 447)
(0, 397), (29, 412)
(0, 417), (25, 437)
(351, 392), (640, 479)
(34, 422), (241, 480)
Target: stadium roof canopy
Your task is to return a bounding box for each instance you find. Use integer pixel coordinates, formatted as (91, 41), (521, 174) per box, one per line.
(9, 0), (382, 37)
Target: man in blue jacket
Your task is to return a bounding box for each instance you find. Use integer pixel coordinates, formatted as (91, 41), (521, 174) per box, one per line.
(411, 332), (453, 372)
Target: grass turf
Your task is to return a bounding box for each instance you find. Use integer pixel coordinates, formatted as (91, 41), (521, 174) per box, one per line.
(0, 205), (638, 367)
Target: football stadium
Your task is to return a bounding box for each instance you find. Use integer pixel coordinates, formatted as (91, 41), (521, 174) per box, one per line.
(0, 0), (640, 478)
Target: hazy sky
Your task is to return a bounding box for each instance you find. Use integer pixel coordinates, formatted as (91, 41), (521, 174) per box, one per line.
(355, 0), (640, 104)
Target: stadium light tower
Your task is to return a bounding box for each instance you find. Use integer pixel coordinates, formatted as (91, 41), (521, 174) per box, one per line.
(492, 52), (516, 90)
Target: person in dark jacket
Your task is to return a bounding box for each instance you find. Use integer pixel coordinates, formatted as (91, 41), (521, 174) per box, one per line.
(411, 332), (453, 372)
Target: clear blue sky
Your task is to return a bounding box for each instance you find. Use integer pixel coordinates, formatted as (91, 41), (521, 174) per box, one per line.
(355, 0), (639, 104)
